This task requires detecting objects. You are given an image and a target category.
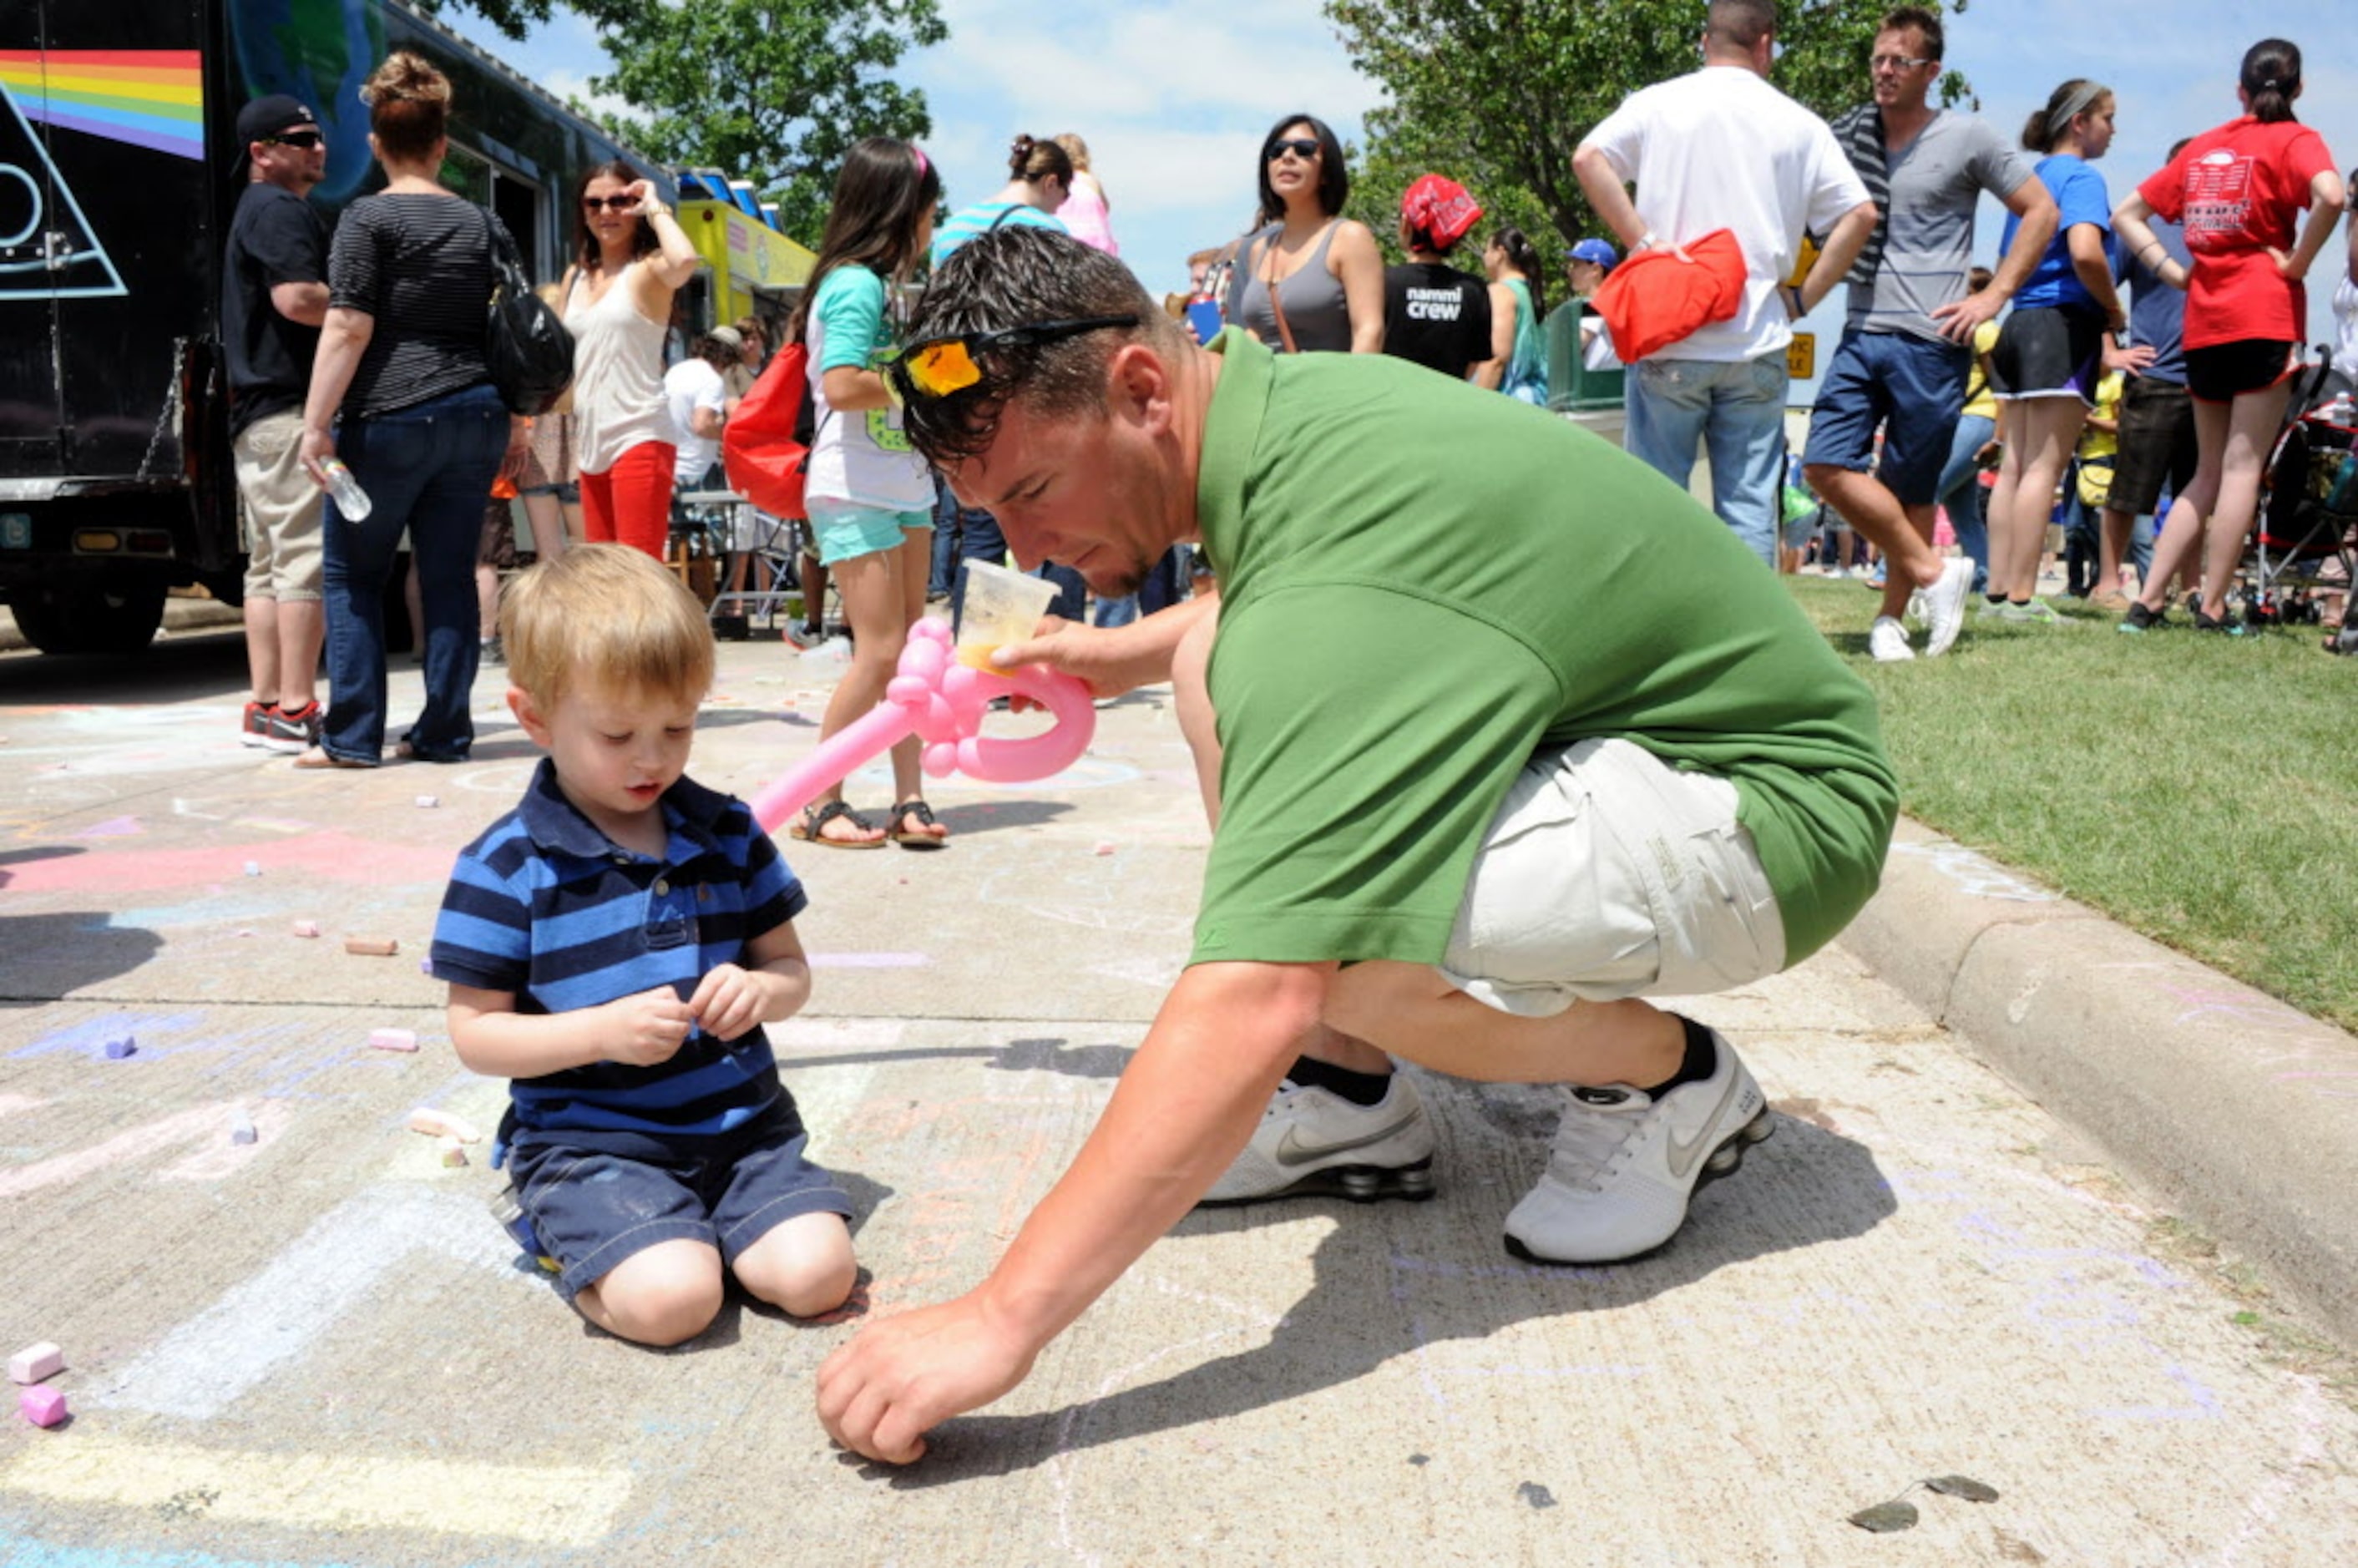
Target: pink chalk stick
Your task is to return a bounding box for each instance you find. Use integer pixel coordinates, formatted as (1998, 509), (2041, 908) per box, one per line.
(19, 1384), (68, 1428)
(8, 1343), (63, 1384)
(367, 1028), (418, 1053)
(291, 919), (321, 938)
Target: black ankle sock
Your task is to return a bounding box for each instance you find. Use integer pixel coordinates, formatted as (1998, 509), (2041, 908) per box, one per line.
(1286, 1054), (1393, 1106)
(1985, 592), (2006, 604)
(1639, 1016), (1718, 1097)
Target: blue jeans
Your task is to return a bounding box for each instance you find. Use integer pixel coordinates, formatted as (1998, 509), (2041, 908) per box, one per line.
(1034, 561), (1087, 621)
(321, 383), (509, 763)
(1624, 354), (1789, 568)
(1091, 545), (1190, 627)
(941, 503), (1009, 625)
(1935, 412), (1995, 594)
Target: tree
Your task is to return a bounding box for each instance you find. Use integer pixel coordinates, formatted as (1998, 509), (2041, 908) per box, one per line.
(1325, 0), (1974, 263)
(422, 0), (944, 245)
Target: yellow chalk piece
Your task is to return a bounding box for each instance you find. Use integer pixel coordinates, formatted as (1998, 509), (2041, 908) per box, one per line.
(1, 1438), (630, 1545)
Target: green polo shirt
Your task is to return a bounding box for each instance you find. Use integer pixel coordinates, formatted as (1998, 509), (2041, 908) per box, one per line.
(1189, 328), (1895, 971)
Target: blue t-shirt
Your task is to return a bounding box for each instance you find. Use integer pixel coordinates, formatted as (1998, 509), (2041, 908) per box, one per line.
(2002, 154), (2114, 313)
(431, 761), (809, 1161)
(931, 201), (1066, 269)
(2119, 218), (2190, 386)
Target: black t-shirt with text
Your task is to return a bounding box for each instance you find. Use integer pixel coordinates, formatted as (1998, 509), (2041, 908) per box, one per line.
(221, 182), (328, 437)
(1381, 261), (1493, 379)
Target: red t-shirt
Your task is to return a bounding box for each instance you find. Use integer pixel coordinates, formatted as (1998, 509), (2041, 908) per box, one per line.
(2138, 116), (2334, 350)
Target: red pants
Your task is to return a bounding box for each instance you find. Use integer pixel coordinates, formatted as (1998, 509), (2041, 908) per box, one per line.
(580, 441), (676, 559)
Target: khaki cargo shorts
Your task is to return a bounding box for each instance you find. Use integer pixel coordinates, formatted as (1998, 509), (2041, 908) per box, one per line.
(234, 409), (325, 603)
(1439, 737), (1786, 1017)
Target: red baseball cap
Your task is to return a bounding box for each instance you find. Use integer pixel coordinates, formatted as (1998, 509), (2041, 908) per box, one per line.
(1400, 175), (1484, 250)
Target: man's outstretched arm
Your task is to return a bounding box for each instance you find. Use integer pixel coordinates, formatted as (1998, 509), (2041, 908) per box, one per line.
(816, 958), (1328, 1464)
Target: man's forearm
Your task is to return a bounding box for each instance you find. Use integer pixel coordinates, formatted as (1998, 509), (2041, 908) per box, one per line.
(1572, 149), (1646, 252)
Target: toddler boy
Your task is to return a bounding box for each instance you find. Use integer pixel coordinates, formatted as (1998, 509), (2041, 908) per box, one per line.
(430, 544), (854, 1346)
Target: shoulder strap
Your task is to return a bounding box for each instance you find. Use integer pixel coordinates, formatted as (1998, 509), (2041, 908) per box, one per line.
(1252, 232), (1298, 355)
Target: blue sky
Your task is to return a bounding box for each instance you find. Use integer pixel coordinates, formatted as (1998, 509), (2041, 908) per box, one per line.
(455, 0), (2355, 333)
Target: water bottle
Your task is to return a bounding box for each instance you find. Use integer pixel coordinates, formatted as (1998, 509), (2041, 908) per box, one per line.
(319, 458), (372, 522)
(2321, 393), (2355, 428)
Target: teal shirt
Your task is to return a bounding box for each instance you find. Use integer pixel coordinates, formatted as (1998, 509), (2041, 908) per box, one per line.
(931, 202), (1066, 270)
(1190, 329), (1895, 970)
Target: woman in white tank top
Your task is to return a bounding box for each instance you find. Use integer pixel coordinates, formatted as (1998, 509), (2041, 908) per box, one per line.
(561, 159), (701, 559)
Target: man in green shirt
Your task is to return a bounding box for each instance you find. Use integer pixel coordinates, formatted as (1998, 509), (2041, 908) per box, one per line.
(817, 227), (1897, 1464)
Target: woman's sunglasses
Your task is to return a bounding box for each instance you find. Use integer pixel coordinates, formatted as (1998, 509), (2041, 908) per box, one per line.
(265, 130), (324, 149)
(581, 195), (638, 212)
(891, 316), (1141, 401)
(1266, 137), (1322, 163)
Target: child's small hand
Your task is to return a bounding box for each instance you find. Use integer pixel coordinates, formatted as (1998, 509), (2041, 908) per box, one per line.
(688, 963), (769, 1043)
(605, 986), (695, 1065)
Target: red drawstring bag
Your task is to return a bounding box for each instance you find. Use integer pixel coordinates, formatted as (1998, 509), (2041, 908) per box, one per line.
(722, 343), (815, 518)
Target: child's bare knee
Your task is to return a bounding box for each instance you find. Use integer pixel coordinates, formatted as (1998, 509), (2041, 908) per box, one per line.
(736, 1213), (856, 1318)
(590, 1247), (724, 1346)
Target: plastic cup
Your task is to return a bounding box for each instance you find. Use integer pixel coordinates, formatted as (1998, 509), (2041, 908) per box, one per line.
(955, 560), (1057, 670)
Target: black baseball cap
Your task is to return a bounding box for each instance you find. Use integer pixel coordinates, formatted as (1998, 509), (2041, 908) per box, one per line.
(233, 94), (320, 169)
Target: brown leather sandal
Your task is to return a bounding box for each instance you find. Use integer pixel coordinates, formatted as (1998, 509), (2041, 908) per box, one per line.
(788, 799), (886, 849)
(886, 799), (949, 850)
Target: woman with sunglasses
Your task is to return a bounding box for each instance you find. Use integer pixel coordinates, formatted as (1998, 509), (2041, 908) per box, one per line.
(1225, 114), (1384, 354)
(788, 138), (949, 849)
(559, 159), (702, 561)
(292, 52), (521, 769)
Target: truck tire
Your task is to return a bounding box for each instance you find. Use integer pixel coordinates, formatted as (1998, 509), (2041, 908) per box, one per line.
(10, 576), (170, 655)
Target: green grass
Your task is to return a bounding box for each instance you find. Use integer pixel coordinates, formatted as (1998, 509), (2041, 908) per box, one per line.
(1788, 577), (2358, 1033)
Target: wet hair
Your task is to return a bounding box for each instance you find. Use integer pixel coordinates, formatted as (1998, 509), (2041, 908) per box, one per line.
(502, 544), (714, 711)
(1256, 113), (1349, 220)
(1490, 227), (1549, 317)
(896, 225), (1182, 467)
(788, 139), (943, 340)
(1878, 6), (1943, 61)
(1706, 0), (1776, 52)
(1008, 134), (1073, 190)
(571, 159), (660, 274)
(2022, 79), (2111, 153)
(361, 52), (449, 164)
(2240, 38), (2300, 125)
(1052, 133), (1092, 175)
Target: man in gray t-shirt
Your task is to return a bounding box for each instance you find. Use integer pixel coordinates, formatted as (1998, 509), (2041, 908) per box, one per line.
(1799, 4), (2057, 660)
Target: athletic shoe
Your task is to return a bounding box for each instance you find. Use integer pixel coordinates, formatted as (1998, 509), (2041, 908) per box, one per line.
(240, 701), (274, 748)
(1197, 1073), (1437, 1206)
(1974, 598), (2008, 620)
(1868, 615), (1915, 662)
(1921, 556), (1975, 657)
(1503, 1026), (1773, 1264)
(261, 701), (322, 754)
(479, 636), (505, 665)
(1905, 589), (1928, 625)
(1999, 598), (2067, 625)
(2118, 600), (2162, 634)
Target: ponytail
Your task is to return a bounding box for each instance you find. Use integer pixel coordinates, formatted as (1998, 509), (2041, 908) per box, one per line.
(2240, 38), (2300, 125)
(1493, 226), (1548, 317)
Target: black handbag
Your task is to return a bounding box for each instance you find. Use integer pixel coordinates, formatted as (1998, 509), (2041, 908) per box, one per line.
(478, 205), (574, 416)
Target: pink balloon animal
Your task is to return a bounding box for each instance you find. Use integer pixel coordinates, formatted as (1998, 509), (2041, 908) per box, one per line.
(750, 617), (1096, 833)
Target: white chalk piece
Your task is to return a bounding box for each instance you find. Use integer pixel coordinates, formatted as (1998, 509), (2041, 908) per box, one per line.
(343, 937), (400, 957)
(291, 919), (321, 938)
(243, 861), (261, 877)
(407, 1106), (483, 1143)
(230, 1108), (259, 1146)
(367, 1028), (418, 1053)
(8, 1343), (64, 1385)
(414, 795), (439, 809)
(438, 1137), (468, 1167)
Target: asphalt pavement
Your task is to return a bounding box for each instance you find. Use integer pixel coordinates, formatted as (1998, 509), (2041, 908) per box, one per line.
(3, 616), (2355, 1566)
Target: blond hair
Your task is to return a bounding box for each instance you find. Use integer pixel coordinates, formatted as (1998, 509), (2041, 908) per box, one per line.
(1053, 133), (1092, 174)
(501, 544), (714, 709)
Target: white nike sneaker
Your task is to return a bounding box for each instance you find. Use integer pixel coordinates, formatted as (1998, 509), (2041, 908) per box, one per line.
(1503, 1028), (1772, 1263)
(1922, 555), (1976, 657)
(1868, 615), (1915, 662)
(1198, 1074), (1438, 1206)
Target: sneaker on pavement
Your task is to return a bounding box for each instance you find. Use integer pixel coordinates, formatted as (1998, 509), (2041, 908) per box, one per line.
(1503, 1026), (1773, 1264)
(1921, 556), (1975, 657)
(240, 701), (274, 748)
(1868, 615), (1915, 662)
(261, 701), (322, 754)
(1197, 1073), (1438, 1206)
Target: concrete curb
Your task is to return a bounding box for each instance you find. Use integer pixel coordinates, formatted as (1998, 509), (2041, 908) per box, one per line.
(1840, 816), (2358, 1343)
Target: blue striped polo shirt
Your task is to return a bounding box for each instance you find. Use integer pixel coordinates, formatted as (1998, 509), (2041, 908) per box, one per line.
(431, 760), (810, 1160)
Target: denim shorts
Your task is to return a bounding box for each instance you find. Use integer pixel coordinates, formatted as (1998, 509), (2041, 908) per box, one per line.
(1800, 329), (1971, 506)
(807, 500), (931, 565)
(508, 1120), (852, 1301)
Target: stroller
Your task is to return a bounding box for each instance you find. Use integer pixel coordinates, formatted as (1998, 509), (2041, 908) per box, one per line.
(2247, 349), (2358, 634)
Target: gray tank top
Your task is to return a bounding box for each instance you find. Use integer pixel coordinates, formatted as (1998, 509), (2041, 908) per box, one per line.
(1227, 221), (1354, 352)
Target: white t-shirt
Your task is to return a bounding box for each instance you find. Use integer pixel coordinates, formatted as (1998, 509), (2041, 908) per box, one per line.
(2333, 274), (2358, 383)
(663, 358), (727, 489)
(1581, 65), (1870, 362)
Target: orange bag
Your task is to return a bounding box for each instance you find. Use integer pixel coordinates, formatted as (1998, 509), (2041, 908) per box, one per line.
(721, 343), (813, 518)
(1591, 229), (1748, 363)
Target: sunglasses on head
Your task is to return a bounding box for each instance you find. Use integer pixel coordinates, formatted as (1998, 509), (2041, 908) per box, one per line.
(1266, 136), (1321, 162)
(266, 129), (324, 149)
(581, 195), (638, 212)
(891, 316), (1142, 401)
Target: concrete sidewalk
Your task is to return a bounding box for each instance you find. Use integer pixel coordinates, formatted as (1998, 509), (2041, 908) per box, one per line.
(1, 624), (2354, 1565)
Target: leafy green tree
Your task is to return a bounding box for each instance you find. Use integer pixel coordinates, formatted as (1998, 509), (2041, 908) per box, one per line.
(1326, 0), (1974, 264)
(425, 0), (944, 245)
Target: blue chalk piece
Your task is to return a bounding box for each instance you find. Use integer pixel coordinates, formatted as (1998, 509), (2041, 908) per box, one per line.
(104, 1037), (137, 1060)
